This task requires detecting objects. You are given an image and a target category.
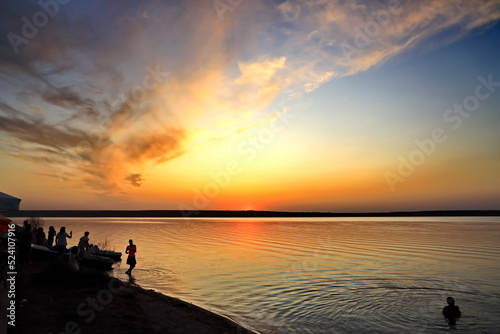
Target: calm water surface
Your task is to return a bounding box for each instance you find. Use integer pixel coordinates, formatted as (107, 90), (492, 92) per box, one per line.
(21, 217), (500, 333)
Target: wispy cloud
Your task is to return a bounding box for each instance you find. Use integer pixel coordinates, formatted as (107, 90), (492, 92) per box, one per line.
(272, 0), (500, 82)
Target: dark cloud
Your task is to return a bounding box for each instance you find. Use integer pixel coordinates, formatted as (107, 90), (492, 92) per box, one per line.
(0, 101), (87, 148)
(124, 173), (144, 187)
(42, 87), (95, 109)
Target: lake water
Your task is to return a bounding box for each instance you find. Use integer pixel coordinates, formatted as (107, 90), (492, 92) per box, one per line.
(20, 217), (500, 333)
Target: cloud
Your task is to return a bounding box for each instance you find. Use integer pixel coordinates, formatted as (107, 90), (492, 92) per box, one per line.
(280, 0), (500, 79)
(123, 132), (185, 165)
(42, 87), (95, 110)
(278, 1), (301, 21)
(124, 173), (145, 187)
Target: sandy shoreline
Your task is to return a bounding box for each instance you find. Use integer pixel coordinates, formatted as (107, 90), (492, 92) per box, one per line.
(7, 261), (261, 334)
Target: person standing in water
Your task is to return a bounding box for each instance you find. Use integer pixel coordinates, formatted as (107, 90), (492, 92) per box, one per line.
(125, 239), (137, 275)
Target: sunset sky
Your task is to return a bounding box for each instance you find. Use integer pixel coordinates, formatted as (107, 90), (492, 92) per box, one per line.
(1, 0), (499, 212)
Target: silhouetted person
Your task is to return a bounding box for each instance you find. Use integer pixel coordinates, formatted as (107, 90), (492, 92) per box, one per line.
(47, 226), (56, 248)
(55, 226), (72, 256)
(35, 227), (46, 246)
(19, 223), (32, 266)
(125, 239), (137, 275)
(443, 296), (461, 325)
(77, 231), (90, 261)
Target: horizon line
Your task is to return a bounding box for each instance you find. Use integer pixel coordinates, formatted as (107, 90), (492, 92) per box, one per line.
(2, 209), (499, 218)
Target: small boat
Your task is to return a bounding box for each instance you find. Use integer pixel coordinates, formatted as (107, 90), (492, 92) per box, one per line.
(64, 246), (114, 271)
(80, 253), (115, 271)
(31, 244), (58, 260)
(88, 247), (122, 261)
(31, 245), (115, 271)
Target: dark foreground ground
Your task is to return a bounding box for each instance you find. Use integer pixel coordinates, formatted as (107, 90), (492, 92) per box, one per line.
(6, 261), (259, 334)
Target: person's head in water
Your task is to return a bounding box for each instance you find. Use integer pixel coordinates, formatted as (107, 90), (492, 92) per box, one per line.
(443, 296), (461, 326)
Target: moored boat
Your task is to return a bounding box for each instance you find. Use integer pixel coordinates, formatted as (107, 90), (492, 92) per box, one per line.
(80, 253), (115, 271)
(31, 244), (115, 271)
(88, 247), (122, 261)
(31, 244), (58, 260)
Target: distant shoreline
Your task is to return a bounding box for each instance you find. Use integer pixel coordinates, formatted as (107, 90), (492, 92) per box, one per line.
(2, 209), (499, 218)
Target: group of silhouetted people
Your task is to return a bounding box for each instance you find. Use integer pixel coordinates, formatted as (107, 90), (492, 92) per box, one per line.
(20, 221), (68, 249)
(17, 222), (74, 264)
(18, 221), (89, 262)
(14, 220), (137, 277)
